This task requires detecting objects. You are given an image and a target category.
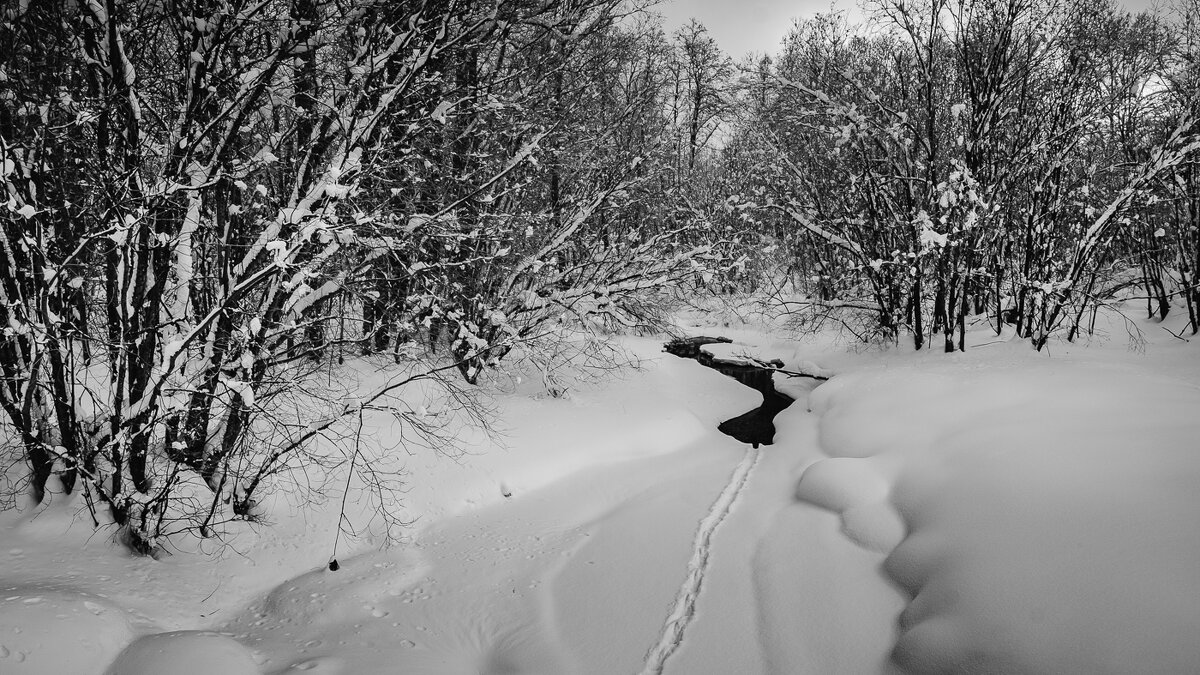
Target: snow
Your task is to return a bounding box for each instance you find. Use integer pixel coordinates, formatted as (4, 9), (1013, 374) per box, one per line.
(0, 588), (136, 672)
(860, 366), (1200, 673)
(1, 306), (1199, 674)
(103, 632), (260, 675)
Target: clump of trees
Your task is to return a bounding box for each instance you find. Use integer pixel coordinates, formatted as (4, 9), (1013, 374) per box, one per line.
(6, 0), (1194, 552)
(723, 0), (1200, 351)
(0, 0), (736, 552)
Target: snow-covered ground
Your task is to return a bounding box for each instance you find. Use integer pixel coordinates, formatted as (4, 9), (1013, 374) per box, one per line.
(2, 304), (1199, 674)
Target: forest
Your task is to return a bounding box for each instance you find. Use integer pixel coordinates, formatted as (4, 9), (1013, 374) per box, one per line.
(2, 0), (1198, 553)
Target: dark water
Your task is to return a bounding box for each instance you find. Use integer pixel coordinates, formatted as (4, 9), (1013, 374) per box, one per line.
(665, 337), (795, 448)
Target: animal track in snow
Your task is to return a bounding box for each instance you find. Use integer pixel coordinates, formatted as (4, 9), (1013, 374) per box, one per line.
(638, 445), (761, 675)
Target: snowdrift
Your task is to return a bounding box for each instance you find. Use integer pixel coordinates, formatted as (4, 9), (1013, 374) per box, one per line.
(2, 321), (1198, 675)
(794, 357), (1200, 673)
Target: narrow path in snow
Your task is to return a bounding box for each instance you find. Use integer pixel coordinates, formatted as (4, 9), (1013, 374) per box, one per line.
(638, 444), (762, 675)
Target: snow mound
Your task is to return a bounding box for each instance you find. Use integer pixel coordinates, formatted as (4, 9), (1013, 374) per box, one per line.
(103, 631), (260, 675)
(257, 550), (429, 628)
(0, 587), (136, 674)
(794, 456), (903, 551)
(798, 362), (1200, 673)
(839, 500), (905, 554)
(394, 339), (743, 525)
(794, 456), (889, 512)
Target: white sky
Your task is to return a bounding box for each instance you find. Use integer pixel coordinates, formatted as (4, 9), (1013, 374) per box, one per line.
(658, 0), (1176, 61)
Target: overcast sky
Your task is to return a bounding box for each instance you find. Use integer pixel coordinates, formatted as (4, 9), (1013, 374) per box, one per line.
(658, 0), (1175, 61)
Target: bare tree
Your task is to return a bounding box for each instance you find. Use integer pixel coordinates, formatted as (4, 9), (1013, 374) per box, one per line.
(719, 0), (1199, 351)
(1, 0), (730, 552)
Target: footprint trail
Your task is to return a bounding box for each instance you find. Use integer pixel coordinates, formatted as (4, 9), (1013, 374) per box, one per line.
(638, 445), (762, 675)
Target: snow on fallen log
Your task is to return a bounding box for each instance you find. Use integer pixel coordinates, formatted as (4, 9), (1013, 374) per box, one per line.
(667, 335), (834, 384)
(778, 360), (834, 381)
(663, 335), (732, 359)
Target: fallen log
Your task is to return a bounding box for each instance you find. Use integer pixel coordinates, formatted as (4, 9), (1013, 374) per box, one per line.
(664, 335), (832, 381)
(663, 335), (732, 359)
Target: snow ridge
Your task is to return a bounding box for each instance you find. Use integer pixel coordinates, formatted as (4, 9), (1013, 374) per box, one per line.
(638, 445), (762, 675)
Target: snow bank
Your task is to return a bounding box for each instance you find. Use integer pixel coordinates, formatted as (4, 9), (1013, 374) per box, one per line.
(256, 548), (429, 629)
(796, 359), (1200, 673)
(0, 587), (136, 673)
(387, 337), (757, 526)
(0, 335), (758, 675)
(103, 631), (260, 675)
(214, 339), (761, 675)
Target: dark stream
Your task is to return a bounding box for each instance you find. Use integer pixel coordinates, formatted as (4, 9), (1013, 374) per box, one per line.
(664, 337), (795, 448)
